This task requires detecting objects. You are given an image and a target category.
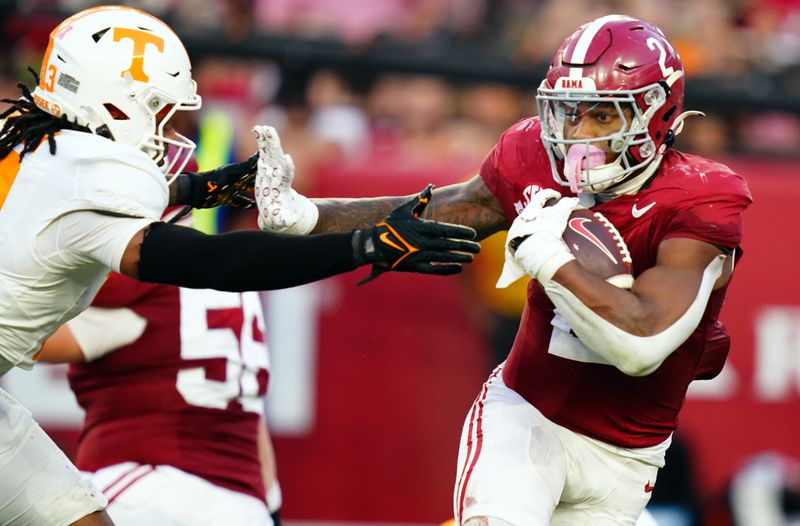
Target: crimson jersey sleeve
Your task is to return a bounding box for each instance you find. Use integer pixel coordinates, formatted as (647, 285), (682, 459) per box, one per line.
(663, 173), (751, 251)
(479, 124), (520, 214)
(479, 117), (561, 222)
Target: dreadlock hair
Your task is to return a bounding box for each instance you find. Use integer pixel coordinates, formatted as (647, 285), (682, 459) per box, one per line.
(0, 67), (90, 161)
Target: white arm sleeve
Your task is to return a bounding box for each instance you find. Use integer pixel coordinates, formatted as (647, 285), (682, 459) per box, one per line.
(542, 255), (725, 377)
(67, 307), (148, 362)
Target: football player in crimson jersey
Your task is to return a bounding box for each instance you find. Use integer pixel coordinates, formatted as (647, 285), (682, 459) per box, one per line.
(255, 14), (752, 526)
(37, 212), (283, 526)
(0, 5), (477, 526)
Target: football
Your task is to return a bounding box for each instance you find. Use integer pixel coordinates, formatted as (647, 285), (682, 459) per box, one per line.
(563, 208), (633, 288)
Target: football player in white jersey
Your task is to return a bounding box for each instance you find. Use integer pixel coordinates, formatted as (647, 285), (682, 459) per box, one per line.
(0, 6), (479, 525)
(37, 211), (283, 526)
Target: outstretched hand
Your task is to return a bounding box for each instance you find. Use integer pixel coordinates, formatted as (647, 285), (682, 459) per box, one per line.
(253, 125), (319, 234)
(354, 185), (481, 285)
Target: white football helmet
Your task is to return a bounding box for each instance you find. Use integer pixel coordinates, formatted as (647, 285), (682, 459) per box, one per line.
(32, 5), (201, 178)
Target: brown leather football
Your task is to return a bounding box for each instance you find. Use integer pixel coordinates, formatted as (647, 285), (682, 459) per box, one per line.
(563, 208), (633, 288)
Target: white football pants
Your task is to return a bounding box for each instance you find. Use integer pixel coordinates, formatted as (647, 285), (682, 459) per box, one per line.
(454, 367), (668, 525)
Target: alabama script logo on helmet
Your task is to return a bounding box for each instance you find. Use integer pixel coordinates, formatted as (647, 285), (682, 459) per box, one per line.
(32, 6), (202, 178)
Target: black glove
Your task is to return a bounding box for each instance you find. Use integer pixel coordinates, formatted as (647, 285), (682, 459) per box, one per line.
(171, 154), (258, 222)
(353, 185), (481, 285)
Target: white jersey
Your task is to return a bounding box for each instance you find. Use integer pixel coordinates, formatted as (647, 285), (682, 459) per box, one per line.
(0, 131), (168, 374)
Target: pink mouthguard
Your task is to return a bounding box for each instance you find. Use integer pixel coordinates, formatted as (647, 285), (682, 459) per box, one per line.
(565, 144), (606, 194)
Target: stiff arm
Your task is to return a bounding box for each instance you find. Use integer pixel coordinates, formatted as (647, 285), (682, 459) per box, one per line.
(312, 175), (508, 241)
(252, 124), (506, 239)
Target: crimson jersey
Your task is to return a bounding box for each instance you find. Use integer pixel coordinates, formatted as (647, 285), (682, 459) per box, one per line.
(68, 273), (269, 500)
(481, 117), (752, 448)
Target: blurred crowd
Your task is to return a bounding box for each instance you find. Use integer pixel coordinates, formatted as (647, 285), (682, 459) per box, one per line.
(9, 0), (800, 70)
(3, 0), (800, 180)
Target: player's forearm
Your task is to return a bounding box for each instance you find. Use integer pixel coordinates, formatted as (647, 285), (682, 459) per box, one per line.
(37, 325), (86, 364)
(312, 197), (407, 233)
(544, 275), (699, 376)
(544, 257), (724, 376)
(168, 177), (179, 205)
(312, 179), (507, 240)
(549, 236), (730, 335)
(428, 177), (508, 240)
(550, 262), (659, 335)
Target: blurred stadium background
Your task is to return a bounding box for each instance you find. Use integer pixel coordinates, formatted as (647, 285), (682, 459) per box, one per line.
(2, 0), (800, 525)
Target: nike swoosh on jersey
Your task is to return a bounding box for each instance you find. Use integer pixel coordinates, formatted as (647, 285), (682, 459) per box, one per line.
(631, 202), (656, 218)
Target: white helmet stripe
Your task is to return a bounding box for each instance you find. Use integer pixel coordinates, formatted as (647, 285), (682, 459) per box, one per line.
(568, 14), (632, 78)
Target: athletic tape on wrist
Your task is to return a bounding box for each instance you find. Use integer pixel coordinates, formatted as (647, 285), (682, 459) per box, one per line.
(284, 192), (319, 235)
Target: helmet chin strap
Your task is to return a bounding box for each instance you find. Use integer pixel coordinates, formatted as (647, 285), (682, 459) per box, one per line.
(596, 154), (663, 201)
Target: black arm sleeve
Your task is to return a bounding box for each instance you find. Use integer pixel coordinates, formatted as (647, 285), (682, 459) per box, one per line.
(138, 222), (359, 291)
(170, 172), (192, 206)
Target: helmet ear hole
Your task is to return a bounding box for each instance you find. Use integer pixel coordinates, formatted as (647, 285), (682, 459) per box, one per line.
(103, 103), (129, 120)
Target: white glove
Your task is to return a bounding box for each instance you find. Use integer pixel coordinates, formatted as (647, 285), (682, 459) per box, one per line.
(496, 190), (579, 288)
(253, 125), (319, 234)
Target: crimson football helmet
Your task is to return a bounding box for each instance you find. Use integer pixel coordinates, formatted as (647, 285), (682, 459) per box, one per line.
(536, 15), (692, 195)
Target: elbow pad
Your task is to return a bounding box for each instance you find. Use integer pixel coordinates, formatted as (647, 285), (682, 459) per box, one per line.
(543, 255), (725, 376)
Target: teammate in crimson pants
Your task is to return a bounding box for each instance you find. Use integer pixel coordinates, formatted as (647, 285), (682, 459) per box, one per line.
(253, 14), (752, 526)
